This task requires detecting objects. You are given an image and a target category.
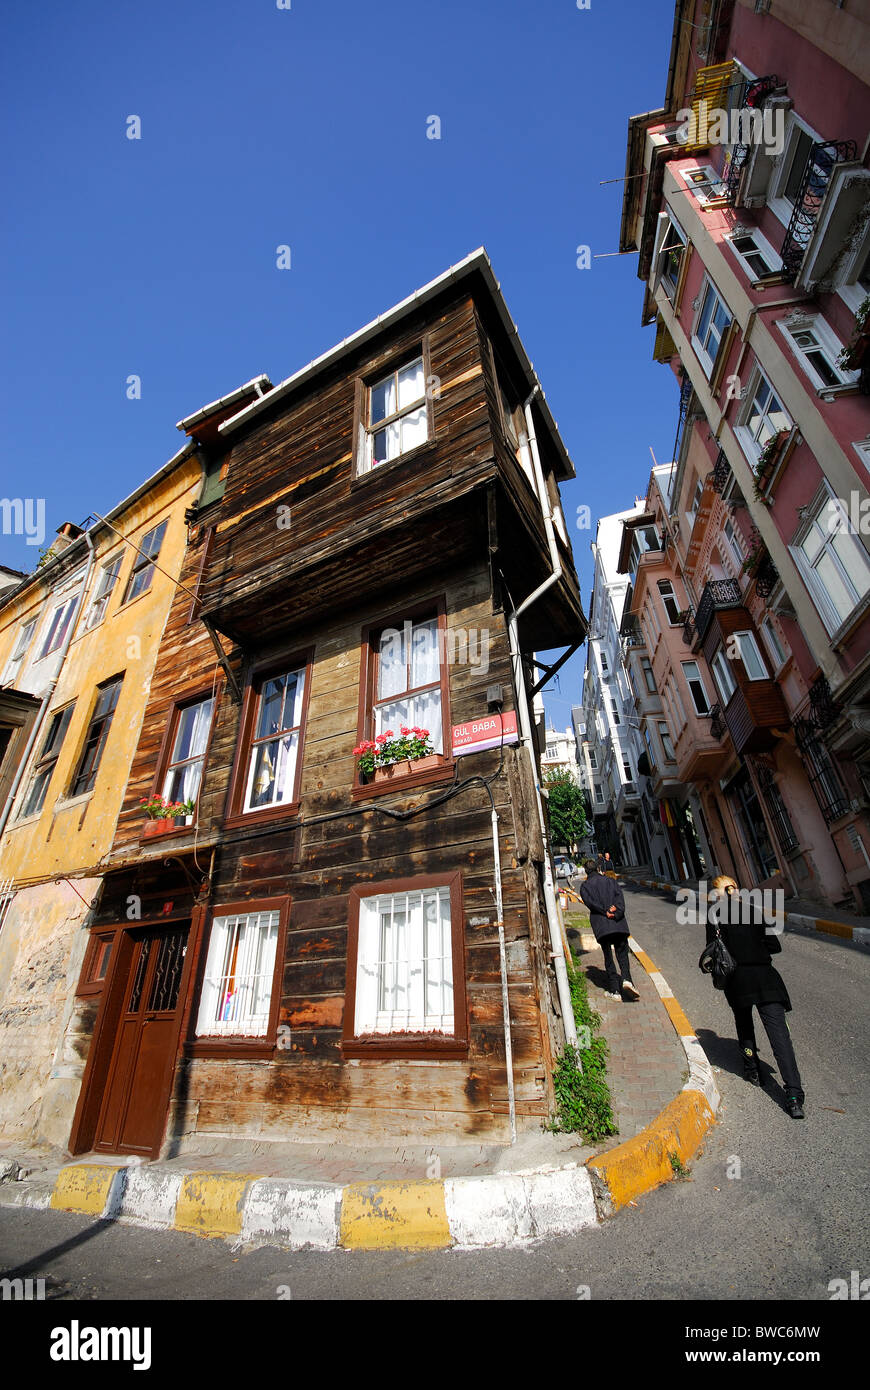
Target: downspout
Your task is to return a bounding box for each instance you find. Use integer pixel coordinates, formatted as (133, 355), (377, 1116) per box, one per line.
(489, 789), (516, 1144)
(0, 529), (97, 840)
(506, 386), (578, 1053)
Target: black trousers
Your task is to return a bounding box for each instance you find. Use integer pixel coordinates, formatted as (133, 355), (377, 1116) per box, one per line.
(733, 1001), (804, 1100)
(601, 933), (632, 992)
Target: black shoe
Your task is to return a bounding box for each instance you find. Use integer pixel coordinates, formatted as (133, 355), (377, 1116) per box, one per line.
(741, 1047), (761, 1086)
(785, 1094), (805, 1119)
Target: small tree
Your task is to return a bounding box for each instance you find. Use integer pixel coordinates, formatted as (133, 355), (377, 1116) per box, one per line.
(543, 768), (589, 853)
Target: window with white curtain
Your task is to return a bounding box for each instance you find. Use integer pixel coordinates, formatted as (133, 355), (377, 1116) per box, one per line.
(196, 909), (280, 1037)
(161, 696), (215, 816)
(361, 355), (428, 471)
(791, 488), (870, 633)
(244, 668), (306, 811)
(354, 886), (454, 1036)
(374, 617), (443, 752)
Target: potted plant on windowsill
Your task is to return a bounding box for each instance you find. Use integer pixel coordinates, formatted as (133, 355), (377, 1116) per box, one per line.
(141, 795), (195, 837)
(354, 727), (439, 784)
(752, 430), (790, 504)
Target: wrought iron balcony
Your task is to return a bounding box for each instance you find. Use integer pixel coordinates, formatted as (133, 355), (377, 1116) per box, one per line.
(709, 703), (726, 740)
(754, 553), (779, 600)
(694, 578), (743, 644)
(682, 609), (696, 647)
(808, 675), (838, 730)
(709, 448), (731, 495)
(781, 140), (858, 282)
(721, 75), (781, 204)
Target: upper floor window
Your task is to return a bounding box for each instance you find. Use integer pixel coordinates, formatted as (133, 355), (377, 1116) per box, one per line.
(657, 720), (676, 762)
(723, 518), (744, 567)
(680, 164), (724, 207)
(791, 487), (870, 634)
(726, 229), (780, 281)
(760, 617), (786, 670)
(600, 651), (609, 673)
(657, 580), (683, 625)
(681, 661), (711, 715)
(160, 695), (216, 818)
(641, 656), (657, 693)
(70, 674), (124, 797)
(19, 704), (75, 819)
(692, 279), (732, 376)
(732, 631), (769, 681)
(736, 370), (792, 462)
(610, 696), (621, 726)
(360, 354), (429, 473)
(780, 317), (854, 392)
(372, 615), (444, 753)
(241, 666), (307, 814)
(711, 647), (737, 704)
(2, 619), (36, 685)
(653, 214), (687, 301)
(122, 521), (168, 605)
(84, 555), (123, 631)
(38, 592), (80, 660)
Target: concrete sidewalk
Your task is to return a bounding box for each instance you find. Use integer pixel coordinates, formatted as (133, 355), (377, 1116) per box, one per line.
(0, 913), (719, 1253)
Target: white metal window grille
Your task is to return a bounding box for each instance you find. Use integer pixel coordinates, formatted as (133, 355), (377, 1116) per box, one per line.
(2, 619), (36, 685)
(363, 356), (428, 471)
(244, 668), (305, 811)
(355, 887), (453, 1036)
(84, 555), (123, 631)
(196, 910), (280, 1036)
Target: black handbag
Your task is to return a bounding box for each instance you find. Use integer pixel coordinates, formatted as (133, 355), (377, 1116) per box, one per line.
(698, 926), (736, 990)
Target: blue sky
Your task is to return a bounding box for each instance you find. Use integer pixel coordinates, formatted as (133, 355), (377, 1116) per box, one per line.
(1, 0), (678, 724)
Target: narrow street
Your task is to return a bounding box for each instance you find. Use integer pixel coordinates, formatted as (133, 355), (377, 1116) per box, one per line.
(2, 885), (866, 1303)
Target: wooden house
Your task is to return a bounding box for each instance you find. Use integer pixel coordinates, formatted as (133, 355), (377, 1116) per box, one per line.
(68, 250), (587, 1159)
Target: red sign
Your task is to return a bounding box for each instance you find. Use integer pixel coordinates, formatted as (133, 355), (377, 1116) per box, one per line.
(452, 710), (518, 757)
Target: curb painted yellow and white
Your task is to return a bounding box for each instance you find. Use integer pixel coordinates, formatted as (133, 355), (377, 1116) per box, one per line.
(1, 927), (720, 1250)
(618, 871), (870, 949)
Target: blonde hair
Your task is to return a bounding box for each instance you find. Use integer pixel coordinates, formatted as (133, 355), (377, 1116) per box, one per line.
(711, 874), (738, 892)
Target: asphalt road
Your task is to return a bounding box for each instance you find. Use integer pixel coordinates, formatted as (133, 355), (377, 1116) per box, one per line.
(0, 887), (867, 1308)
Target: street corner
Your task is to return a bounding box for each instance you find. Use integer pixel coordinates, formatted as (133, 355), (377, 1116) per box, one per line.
(587, 1087), (715, 1212)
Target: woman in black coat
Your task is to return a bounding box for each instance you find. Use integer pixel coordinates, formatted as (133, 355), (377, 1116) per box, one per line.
(706, 874), (805, 1118)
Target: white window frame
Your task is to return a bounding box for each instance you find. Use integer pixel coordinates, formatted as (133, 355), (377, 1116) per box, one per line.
(725, 226), (781, 281)
(723, 517), (745, 568)
(768, 112), (822, 228)
(790, 483), (870, 635)
(679, 164), (724, 208)
(354, 885), (454, 1036)
(1, 618), (37, 685)
(734, 368), (793, 464)
(711, 647), (737, 704)
(36, 581), (84, 662)
(243, 666), (306, 813)
(778, 315), (857, 393)
(733, 631), (768, 681)
(652, 211), (688, 301)
(657, 580), (683, 626)
(195, 909), (280, 1037)
(837, 235), (870, 315)
(83, 554), (123, 632)
(361, 355), (429, 474)
(681, 660), (712, 715)
(760, 616), (787, 671)
(691, 278), (732, 377)
(657, 720), (676, 762)
(641, 656), (657, 694)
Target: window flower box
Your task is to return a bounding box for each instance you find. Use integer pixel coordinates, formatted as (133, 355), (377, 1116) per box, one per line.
(752, 429), (790, 504)
(143, 817), (176, 838)
(140, 793), (196, 838)
(373, 754), (440, 784)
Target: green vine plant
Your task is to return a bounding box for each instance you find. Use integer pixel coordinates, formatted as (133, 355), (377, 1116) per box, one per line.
(548, 949), (618, 1143)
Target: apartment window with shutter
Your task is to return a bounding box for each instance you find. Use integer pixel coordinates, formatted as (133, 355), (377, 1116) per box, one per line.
(70, 675), (124, 797)
(122, 521), (168, 605)
(19, 704), (75, 818)
(761, 617), (786, 670)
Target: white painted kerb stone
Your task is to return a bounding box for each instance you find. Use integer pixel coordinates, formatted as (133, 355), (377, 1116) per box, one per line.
(240, 1179), (341, 1250)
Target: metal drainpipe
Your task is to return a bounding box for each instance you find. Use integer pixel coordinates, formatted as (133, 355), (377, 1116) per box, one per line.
(505, 387), (579, 1053)
(489, 795), (516, 1144)
(0, 529), (97, 840)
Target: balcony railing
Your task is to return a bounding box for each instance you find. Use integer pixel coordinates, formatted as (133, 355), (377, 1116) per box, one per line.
(709, 704), (726, 740)
(709, 448), (731, 495)
(754, 553), (779, 600)
(781, 140), (858, 282)
(721, 75), (781, 204)
(694, 578), (743, 644)
(682, 609), (696, 647)
(808, 675), (839, 730)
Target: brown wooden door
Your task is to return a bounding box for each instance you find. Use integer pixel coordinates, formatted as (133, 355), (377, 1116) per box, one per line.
(94, 925), (189, 1157)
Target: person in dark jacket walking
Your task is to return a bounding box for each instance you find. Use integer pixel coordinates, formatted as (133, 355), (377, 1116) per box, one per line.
(706, 874), (805, 1118)
(579, 860), (640, 1001)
